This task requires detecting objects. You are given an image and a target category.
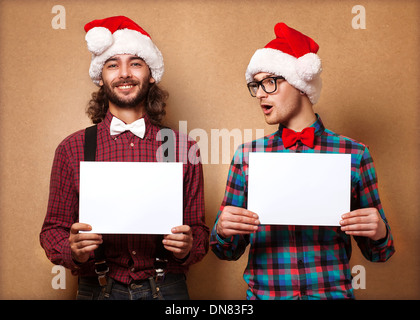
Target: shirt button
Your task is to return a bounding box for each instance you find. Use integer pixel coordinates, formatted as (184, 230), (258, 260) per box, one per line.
(132, 251), (136, 255)
(130, 267), (135, 272)
(130, 142), (134, 147)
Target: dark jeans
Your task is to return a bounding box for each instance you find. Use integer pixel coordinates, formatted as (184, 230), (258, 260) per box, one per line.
(76, 273), (190, 300)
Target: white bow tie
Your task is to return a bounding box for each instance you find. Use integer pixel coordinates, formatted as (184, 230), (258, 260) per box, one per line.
(110, 117), (146, 139)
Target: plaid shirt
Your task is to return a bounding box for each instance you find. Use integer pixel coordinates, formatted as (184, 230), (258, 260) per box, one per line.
(40, 110), (209, 284)
(210, 114), (394, 299)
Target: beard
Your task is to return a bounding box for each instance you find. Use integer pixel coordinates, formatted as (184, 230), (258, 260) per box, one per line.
(103, 78), (150, 109)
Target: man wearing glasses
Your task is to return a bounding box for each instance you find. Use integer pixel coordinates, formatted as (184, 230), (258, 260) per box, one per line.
(210, 23), (394, 300)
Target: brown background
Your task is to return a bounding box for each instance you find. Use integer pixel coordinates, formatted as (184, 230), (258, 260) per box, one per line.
(0, 0), (418, 299)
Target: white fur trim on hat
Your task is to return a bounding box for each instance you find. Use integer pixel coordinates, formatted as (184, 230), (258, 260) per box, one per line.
(87, 28), (164, 85)
(245, 48), (322, 104)
(295, 53), (322, 81)
(85, 27), (113, 55)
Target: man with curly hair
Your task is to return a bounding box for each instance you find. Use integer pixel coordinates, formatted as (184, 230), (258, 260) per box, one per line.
(40, 16), (209, 300)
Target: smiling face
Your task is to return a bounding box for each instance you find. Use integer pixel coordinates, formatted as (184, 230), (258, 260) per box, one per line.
(100, 54), (155, 111)
(253, 72), (315, 130)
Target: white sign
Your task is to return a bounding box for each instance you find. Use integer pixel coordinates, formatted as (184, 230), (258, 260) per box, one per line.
(247, 153), (351, 226)
(79, 161), (183, 234)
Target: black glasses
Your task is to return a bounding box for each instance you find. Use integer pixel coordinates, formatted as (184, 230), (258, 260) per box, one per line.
(247, 76), (285, 97)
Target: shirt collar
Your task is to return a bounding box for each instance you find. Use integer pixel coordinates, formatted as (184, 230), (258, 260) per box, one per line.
(276, 113), (325, 137)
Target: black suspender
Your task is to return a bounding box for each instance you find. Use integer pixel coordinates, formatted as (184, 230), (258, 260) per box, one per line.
(84, 125), (97, 162)
(83, 124), (168, 286)
(84, 125), (109, 286)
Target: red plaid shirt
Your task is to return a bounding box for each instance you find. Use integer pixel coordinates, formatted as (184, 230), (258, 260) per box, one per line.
(40, 111), (209, 283)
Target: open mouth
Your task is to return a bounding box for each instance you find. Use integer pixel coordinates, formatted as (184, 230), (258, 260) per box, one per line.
(261, 104), (273, 114)
(117, 85), (134, 90)
(113, 80), (139, 91)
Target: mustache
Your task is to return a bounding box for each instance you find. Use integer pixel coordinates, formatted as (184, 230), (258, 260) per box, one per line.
(112, 80), (140, 88)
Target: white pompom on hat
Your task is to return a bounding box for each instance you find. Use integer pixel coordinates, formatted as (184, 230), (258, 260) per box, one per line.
(84, 16), (164, 85)
(246, 23), (322, 104)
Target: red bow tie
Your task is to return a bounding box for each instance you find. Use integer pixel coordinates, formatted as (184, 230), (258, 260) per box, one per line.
(282, 127), (315, 148)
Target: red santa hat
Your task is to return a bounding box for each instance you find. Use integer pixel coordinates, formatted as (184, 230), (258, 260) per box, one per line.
(84, 16), (164, 85)
(246, 23), (322, 104)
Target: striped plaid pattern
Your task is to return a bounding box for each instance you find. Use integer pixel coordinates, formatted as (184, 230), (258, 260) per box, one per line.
(210, 114), (394, 299)
(40, 110), (209, 284)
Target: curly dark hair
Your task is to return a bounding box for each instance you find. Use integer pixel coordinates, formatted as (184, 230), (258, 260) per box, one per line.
(86, 83), (169, 127)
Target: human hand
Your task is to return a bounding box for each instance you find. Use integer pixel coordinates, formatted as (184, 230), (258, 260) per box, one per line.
(69, 223), (103, 263)
(216, 206), (260, 239)
(163, 225), (193, 260)
(340, 208), (387, 241)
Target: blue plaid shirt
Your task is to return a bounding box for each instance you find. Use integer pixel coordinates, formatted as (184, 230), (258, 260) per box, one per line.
(210, 114), (395, 300)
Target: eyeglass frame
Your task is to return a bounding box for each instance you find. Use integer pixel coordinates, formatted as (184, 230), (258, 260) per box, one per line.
(247, 76), (285, 97)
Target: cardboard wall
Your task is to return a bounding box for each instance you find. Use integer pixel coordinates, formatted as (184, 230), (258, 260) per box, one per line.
(0, 0), (418, 299)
